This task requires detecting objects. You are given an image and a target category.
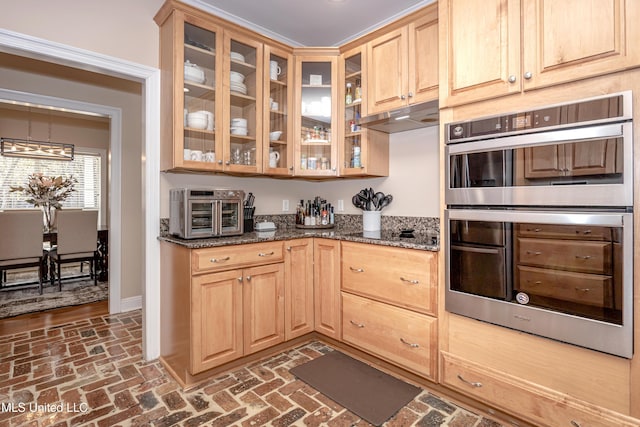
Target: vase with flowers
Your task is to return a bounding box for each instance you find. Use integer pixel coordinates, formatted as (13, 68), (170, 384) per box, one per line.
(10, 173), (77, 232)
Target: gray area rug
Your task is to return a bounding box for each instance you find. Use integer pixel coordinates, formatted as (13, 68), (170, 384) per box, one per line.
(0, 265), (108, 319)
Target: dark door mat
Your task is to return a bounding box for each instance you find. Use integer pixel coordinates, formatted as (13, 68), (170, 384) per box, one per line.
(289, 350), (421, 426)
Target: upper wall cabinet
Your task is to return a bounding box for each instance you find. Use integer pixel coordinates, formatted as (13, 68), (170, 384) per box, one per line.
(439, 0), (640, 107)
(156, 8), (224, 172)
(366, 5), (439, 115)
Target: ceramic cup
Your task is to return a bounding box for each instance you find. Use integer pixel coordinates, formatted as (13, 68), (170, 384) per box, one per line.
(269, 151), (280, 168)
(190, 149), (203, 161)
(270, 60), (281, 80)
(271, 101), (279, 111)
(183, 148), (191, 160)
(205, 151), (215, 163)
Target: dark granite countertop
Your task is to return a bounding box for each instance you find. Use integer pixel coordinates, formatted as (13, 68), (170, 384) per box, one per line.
(158, 228), (439, 252)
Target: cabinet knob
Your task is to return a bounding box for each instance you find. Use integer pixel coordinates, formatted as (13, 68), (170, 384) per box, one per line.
(238, 277), (243, 282)
(508, 75), (517, 83)
(246, 275), (252, 281)
(401, 94), (406, 100)
(289, 166), (294, 171)
(332, 167), (336, 172)
(218, 160), (223, 165)
(225, 161), (230, 165)
(286, 246), (292, 251)
(408, 92), (413, 98)
(523, 71), (533, 80)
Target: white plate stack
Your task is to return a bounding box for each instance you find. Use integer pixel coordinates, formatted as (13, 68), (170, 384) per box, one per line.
(230, 71), (247, 94)
(231, 117), (248, 136)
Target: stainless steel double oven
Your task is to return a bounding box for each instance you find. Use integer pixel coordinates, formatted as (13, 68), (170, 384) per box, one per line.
(445, 91), (634, 358)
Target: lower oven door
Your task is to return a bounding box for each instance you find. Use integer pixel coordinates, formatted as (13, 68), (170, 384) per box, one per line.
(445, 208), (633, 358)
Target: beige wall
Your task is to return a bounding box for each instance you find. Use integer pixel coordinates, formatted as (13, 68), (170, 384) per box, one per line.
(0, 0), (164, 69)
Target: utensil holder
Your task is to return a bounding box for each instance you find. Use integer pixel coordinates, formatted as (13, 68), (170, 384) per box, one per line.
(362, 211), (381, 231)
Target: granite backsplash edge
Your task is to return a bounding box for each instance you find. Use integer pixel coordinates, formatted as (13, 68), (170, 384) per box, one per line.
(160, 214), (439, 236)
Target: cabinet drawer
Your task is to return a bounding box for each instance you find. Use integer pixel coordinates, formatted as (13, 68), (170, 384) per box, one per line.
(516, 223), (611, 241)
(192, 242), (284, 273)
(517, 238), (611, 274)
(342, 292), (437, 380)
(516, 265), (612, 308)
(441, 352), (636, 427)
(341, 242), (437, 315)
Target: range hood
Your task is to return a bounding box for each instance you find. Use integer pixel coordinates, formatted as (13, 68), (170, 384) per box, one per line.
(357, 99), (439, 133)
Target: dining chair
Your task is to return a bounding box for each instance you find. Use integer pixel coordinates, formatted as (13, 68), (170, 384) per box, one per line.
(48, 209), (99, 290)
(0, 210), (46, 294)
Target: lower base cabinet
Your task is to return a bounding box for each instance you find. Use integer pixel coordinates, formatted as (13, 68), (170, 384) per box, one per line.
(441, 352), (639, 427)
(342, 292), (437, 380)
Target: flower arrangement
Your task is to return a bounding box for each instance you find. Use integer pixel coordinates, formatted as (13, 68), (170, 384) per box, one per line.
(10, 173), (77, 231)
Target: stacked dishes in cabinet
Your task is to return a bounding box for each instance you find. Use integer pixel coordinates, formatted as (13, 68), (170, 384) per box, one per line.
(267, 53), (288, 172)
(228, 40), (258, 168)
(183, 23), (216, 166)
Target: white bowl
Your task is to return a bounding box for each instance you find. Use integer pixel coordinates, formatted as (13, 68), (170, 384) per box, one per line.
(230, 71), (245, 84)
(269, 131), (283, 141)
(230, 51), (245, 62)
(187, 117), (207, 129)
(231, 118), (247, 127)
(231, 128), (248, 136)
(184, 61), (205, 84)
(187, 111), (207, 121)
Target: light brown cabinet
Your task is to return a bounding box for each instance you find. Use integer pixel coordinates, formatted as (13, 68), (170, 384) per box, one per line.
(339, 45), (389, 177)
(313, 238), (341, 339)
(366, 5), (438, 115)
(160, 241), (285, 386)
(439, 0), (640, 107)
(284, 239), (314, 339)
(341, 242), (438, 380)
(263, 44), (294, 175)
(442, 351), (638, 427)
(293, 50), (340, 177)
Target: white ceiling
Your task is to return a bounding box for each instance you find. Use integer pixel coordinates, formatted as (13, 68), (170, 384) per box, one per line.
(186, 0), (435, 46)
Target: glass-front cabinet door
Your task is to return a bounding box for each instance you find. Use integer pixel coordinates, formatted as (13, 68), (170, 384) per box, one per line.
(223, 32), (263, 173)
(157, 10), (223, 172)
(294, 53), (339, 177)
(263, 45), (293, 175)
(340, 46), (389, 177)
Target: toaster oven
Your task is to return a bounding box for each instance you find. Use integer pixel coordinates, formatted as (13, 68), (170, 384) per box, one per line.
(170, 188), (244, 239)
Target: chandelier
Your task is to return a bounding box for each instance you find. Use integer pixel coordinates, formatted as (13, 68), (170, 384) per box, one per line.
(0, 109), (74, 161)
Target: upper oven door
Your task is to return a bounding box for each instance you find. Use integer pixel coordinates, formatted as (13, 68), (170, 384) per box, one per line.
(446, 122), (633, 207)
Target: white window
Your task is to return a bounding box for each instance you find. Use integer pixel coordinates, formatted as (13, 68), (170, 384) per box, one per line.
(0, 150), (102, 214)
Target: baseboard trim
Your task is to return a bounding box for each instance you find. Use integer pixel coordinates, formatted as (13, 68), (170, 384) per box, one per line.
(120, 295), (142, 313)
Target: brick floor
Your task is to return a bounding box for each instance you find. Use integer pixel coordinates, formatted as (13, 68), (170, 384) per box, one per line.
(0, 310), (504, 426)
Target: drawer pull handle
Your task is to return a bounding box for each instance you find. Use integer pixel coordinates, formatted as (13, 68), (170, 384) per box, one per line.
(527, 280), (542, 285)
(400, 277), (420, 285)
(575, 255), (592, 260)
(350, 267), (365, 273)
(514, 315), (531, 321)
(582, 230), (592, 235)
(457, 374), (482, 388)
(574, 287), (590, 293)
(349, 320), (365, 328)
(526, 251), (542, 256)
(210, 256), (231, 263)
(400, 338), (419, 348)
(570, 421), (582, 427)
(258, 251), (275, 257)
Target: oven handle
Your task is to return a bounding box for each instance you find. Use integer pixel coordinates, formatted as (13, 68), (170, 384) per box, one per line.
(451, 244), (503, 255)
(447, 122), (627, 155)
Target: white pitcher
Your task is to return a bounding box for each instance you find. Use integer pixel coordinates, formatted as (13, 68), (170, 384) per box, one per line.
(269, 150), (280, 168)
(270, 60), (281, 80)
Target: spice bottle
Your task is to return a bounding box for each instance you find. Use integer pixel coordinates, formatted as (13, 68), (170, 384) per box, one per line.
(354, 79), (362, 102)
(345, 82), (353, 105)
